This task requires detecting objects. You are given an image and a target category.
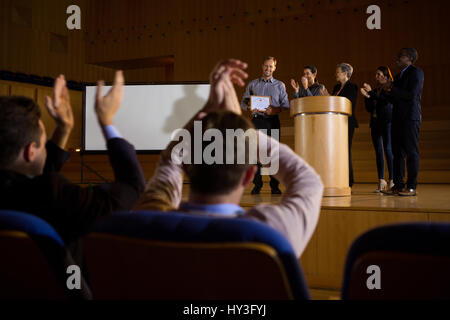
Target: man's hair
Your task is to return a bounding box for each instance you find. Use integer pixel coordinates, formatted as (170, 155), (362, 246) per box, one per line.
(337, 63), (354, 79)
(263, 56), (277, 66)
(0, 96), (42, 167)
(400, 48), (418, 63)
(185, 111), (255, 196)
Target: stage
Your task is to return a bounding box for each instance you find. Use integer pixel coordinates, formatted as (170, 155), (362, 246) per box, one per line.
(183, 183), (450, 299)
(239, 183), (450, 214)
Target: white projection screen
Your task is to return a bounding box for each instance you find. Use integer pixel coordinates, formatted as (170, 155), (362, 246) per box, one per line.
(83, 83), (210, 152)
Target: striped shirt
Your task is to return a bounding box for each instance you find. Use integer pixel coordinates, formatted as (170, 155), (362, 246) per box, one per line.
(241, 77), (290, 114)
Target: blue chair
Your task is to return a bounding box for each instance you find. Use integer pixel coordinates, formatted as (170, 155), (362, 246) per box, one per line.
(84, 211), (310, 300)
(342, 222), (450, 300)
(0, 210), (90, 299)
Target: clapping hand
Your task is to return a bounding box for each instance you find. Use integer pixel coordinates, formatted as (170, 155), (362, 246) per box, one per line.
(95, 70), (124, 127)
(360, 88), (370, 98)
(46, 75), (74, 149)
(202, 59), (248, 116)
(45, 75), (74, 131)
(290, 79), (300, 92)
(362, 83), (372, 92)
(301, 76), (309, 90)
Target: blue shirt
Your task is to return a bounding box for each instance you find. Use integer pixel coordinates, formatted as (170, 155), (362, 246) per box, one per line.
(241, 77), (290, 115)
(179, 202), (245, 216)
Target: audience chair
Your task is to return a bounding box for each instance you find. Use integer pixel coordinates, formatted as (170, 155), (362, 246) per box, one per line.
(0, 210), (91, 299)
(342, 222), (450, 300)
(84, 211), (310, 300)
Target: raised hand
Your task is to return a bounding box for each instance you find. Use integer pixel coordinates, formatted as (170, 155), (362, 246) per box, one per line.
(290, 79), (299, 92)
(204, 59), (248, 116)
(45, 75), (74, 131)
(95, 70), (124, 126)
(360, 88), (370, 98)
(362, 83), (372, 92)
(301, 76), (309, 90)
(45, 75), (74, 149)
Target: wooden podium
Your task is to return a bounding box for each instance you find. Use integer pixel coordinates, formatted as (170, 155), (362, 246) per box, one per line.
(290, 96), (352, 197)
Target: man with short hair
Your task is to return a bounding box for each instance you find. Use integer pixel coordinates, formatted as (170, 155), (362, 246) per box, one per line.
(240, 56), (290, 194)
(382, 48), (424, 196)
(135, 59), (323, 257)
(0, 72), (145, 244)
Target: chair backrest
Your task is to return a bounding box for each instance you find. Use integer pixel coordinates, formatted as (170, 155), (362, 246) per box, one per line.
(84, 211), (310, 300)
(0, 210), (91, 300)
(0, 210), (68, 299)
(342, 222), (450, 300)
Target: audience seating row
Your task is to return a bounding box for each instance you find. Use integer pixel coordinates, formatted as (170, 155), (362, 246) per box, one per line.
(1, 210), (449, 300)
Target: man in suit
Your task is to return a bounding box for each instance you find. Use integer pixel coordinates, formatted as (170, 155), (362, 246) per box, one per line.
(240, 56), (290, 195)
(382, 48), (424, 196)
(0, 71), (146, 244)
(135, 59), (324, 258)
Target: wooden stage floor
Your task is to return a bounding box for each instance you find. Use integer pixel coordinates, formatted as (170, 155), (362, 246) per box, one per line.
(237, 183), (450, 213)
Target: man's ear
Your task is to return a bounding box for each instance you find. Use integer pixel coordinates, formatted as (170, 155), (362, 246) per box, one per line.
(23, 142), (37, 163)
(242, 165), (257, 187)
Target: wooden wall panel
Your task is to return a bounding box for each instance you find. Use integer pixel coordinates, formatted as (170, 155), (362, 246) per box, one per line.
(10, 84), (36, 99)
(0, 83), (9, 95)
(303, 208), (429, 289)
(3, 0), (450, 183)
(0, 0), (114, 83)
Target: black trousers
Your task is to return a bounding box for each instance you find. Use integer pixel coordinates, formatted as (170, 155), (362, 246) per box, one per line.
(371, 120), (394, 180)
(251, 114), (280, 189)
(349, 125), (355, 187)
(391, 120), (420, 190)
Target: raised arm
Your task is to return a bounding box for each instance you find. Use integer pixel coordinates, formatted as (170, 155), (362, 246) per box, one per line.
(45, 75), (74, 150)
(135, 59), (249, 211)
(246, 132), (324, 257)
(43, 75), (74, 173)
(94, 70), (145, 203)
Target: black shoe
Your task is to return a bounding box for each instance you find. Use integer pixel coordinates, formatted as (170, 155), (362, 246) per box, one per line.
(251, 186), (261, 195)
(381, 186), (401, 195)
(271, 187), (282, 195)
(398, 188), (417, 196)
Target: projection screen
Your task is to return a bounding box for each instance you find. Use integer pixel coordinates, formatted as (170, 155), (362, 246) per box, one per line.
(83, 83), (210, 152)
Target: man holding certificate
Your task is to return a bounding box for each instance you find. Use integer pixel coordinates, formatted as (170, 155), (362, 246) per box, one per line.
(241, 56), (290, 194)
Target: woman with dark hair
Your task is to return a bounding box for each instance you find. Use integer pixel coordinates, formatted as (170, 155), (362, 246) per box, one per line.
(332, 63), (358, 188)
(361, 66), (394, 192)
(290, 65), (328, 98)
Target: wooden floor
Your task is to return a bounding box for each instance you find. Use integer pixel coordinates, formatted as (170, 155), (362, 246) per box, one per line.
(237, 183), (450, 214)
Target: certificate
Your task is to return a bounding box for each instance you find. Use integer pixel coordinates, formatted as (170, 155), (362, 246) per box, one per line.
(250, 96), (271, 111)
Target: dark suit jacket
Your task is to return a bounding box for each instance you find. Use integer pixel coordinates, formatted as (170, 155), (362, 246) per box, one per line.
(387, 64), (424, 121)
(0, 138), (145, 244)
(365, 89), (393, 127)
(332, 81), (359, 129)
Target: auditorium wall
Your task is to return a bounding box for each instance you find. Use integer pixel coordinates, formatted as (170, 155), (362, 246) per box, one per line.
(1, 0), (450, 183)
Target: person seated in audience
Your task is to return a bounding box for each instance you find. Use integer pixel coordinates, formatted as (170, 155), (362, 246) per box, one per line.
(134, 59), (324, 257)
(0, 71), (145, 245)
(360, 66), (394, 192)
(290, 65), (329, 98)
